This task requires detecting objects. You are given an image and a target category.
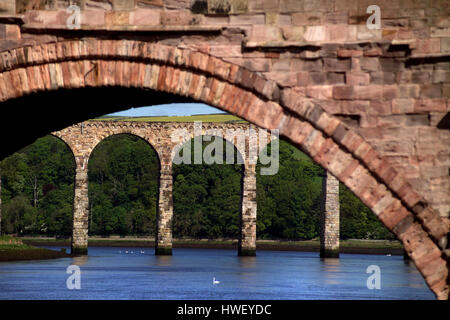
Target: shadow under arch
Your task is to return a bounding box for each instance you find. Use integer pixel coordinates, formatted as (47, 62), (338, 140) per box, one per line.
(0, 86), (192, 162)
(87, 132), (161, 239)
(0, 39), (447, 298)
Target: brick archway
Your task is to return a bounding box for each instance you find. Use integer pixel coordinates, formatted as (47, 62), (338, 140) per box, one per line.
(0, 39), (447, 299)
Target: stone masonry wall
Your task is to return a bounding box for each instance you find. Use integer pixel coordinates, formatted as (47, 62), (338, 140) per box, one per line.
(0, 0), (448, 224)
(72, 156), (89, 254)
(0, 0), (448, 298)
(320, 171), (340, 258)
(239, 164), (257, 256)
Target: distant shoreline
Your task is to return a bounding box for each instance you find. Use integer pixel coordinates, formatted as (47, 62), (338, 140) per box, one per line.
(21, 237), (404, 256)
(0, 248), (71, 262)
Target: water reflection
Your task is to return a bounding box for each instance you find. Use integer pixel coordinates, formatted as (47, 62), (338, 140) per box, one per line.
(238, 256), (257, 269)
(320, 258), (341, 285)
(71, 255), (89, 267)
(154, 255), (172, 267)
(321, 257), (340, 267)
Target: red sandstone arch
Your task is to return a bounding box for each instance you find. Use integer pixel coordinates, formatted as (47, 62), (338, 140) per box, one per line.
(0, 39), (447, 299)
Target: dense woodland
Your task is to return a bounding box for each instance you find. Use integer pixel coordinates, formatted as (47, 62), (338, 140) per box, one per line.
(0, 133), (394, 240)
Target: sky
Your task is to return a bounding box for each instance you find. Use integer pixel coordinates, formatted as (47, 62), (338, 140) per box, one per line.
(108, 103), (226, 117)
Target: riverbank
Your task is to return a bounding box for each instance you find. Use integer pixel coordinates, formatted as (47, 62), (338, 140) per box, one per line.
(0, 236), (71, 262)
(21, 236), (404, 255)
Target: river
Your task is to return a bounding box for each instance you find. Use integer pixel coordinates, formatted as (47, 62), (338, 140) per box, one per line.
(0, 246), (434, 300)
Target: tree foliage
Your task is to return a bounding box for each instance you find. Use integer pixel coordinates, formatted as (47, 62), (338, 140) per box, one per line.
(0, 133), (394, 240)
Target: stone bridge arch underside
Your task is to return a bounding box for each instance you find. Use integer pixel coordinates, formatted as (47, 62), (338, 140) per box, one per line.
(0, 39), (448, 299)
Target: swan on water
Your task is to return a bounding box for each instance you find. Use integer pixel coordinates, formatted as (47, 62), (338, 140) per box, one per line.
(213, 277), (220, 285)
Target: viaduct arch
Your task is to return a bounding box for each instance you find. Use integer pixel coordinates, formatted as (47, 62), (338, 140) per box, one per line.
(0, 0), (448, 299)
(52, 120), (272, 256)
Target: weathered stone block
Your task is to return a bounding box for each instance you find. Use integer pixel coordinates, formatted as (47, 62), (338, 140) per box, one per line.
(304, 0), (332, 12)
(265, 13), (291, 25)
(279, 0), (303, 13)
(161, 10), (195, 25)
(346, 71), (369, 85)
(414, 99), (446, 112)
(292, 12), (323, 26)
(304, 26), (327, 42)
(341, 100), (369, 114)
(421, 84), (442, 98)
(414, 39), (441, 53)
(324, 11), (348, 24)
(327, 24), (357, 41)
(324, 58), (351, 72)
(327, 72), (345, 84)
(441, 38), (450, 52)
(431, 71), (450, 83)
(370, 72), (396, 85)
(280, 26), (305, 41)
(359, 58), (380, 72)
(248, 0), (280, 12)
(306, 85), (333, 99)
(337, 49), (363, 58)
(105, 11), (129, 26)
(81, 10), (106, 26)
(392, 98), (415, 114)
(113, 0), (135, 10)
(0, 0), (15, 13)
(130, 9), (161, 25)
(431, 26), (450, 37)
(229, 13), (264, 24)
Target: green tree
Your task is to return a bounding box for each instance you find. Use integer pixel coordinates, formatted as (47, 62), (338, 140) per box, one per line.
(0, 130), (395, 241)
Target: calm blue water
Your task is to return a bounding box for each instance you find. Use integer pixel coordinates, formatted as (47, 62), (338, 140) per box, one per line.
(0, 246), (434, 300)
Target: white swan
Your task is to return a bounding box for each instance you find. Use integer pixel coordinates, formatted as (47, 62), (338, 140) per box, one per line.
(386, 254), (391, 256)
(213, 277), (220, 285)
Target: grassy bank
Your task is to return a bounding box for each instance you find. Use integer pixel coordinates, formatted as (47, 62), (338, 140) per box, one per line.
(0, 236), (71, 262)
(21, 237), (404, 256)
(93, 114), (246, 123)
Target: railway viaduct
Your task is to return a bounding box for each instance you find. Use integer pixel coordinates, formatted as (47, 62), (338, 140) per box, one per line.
(52, 120), (277, 257)
(0, 0), (448, 299)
